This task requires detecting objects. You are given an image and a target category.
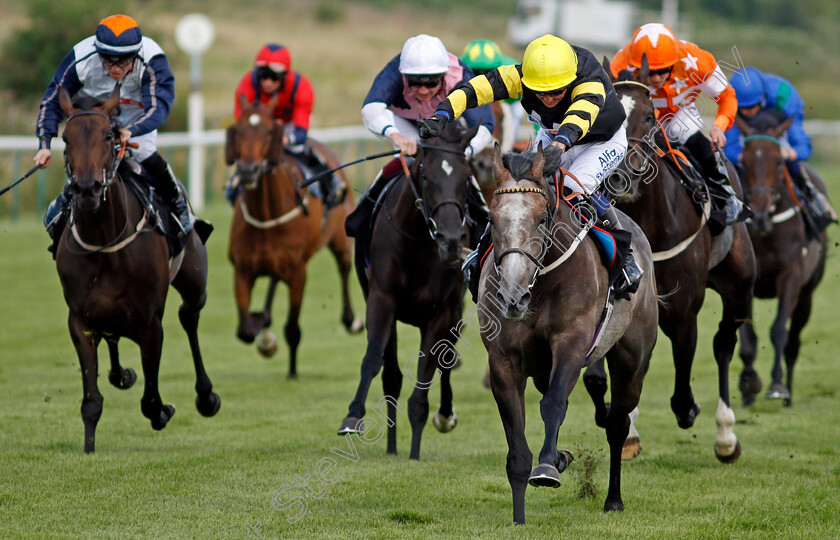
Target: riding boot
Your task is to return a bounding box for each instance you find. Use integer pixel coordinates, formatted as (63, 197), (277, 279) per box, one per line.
(599, 205), (643, 295)
(466, 175), (490, 249)
(788, 161), (838, 230)
(45, 183), (72, 258)
(224, 172), (241, 205)
(684, 132), (747, 227)
(141, 152), (193, 238)
(463, 223), (492, 303)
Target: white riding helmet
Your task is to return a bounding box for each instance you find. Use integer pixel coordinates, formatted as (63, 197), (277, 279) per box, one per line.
(399, 34), (449, 76)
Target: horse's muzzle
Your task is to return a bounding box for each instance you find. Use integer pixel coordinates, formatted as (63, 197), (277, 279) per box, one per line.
(69, 179), (104, 212)
(434, 230), (466, 266)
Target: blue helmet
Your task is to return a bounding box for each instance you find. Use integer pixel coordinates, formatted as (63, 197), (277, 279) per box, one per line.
(730, 66), (765, 108)
(94, 15), (143, 57)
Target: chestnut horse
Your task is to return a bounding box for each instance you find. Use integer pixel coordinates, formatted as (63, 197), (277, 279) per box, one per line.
(480, 144), (658, 523)
(605, 61), (756, 462)
(225, 96), (362, 378)
(735, 112), (830, 406)
(338, 122), (479, 460)
(56, 87), (220, 453)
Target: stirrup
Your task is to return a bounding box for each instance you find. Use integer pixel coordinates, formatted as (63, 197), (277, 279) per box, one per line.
(614, 249), (643, 295)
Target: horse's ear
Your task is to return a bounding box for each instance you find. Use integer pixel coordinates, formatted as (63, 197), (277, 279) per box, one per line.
(529, 142), (546, 178)
(266, 121), (284, 166)
(103, 85), (121, 115)
(768, 115), (794, 139)
(733, 114), (755, 136)
(461, 123), (480, 151)
(58, 87), (75, 116)
(638, 54), (650, 86)
(224, 125), (237, 165)
(491, 141), (505, 185)
(602, 56), (615, 83)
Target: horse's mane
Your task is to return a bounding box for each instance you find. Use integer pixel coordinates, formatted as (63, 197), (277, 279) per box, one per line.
(503, 146), (564, 181)
(744, 109), (787, 134)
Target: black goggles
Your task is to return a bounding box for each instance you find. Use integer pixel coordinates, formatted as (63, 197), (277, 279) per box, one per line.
(649, 66), (673, 77)
(406, 76), (444, 88)
(100, 54), (136, 68)
(256, 67), (283, 81)
(533, 86), (568, 98)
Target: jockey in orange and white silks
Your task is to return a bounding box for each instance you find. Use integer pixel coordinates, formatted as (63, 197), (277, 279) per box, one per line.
(361, 34), (494, 158)
(611, 22), (747, 227)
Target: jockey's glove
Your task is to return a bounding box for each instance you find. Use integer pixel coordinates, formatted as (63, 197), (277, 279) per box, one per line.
(419, 113), (448, 139)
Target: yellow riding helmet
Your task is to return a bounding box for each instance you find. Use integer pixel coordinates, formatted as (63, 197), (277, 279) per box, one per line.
(521, 35), (578, 92)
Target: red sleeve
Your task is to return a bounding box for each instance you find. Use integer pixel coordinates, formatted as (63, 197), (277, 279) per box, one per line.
(290, 73), (314, 132)
(234, 73), (257, 119)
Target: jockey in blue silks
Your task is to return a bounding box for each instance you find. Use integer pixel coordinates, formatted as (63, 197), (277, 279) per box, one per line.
(725, 66), (836, 227)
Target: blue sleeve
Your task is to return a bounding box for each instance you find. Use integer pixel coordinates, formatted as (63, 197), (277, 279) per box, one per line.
(35, 50), (83, 149)
(462, 104), (495, 134)
(362, 55), (404, 107)
(780, 86), (811, 160)
(723, 124), (742, 164)
(130, 54), (175, 137)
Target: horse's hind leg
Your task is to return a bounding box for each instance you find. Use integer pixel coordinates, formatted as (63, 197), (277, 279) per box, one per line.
(69, 316), (103, 453)
(329, 226), (363, 334)
(662, 314), (702, 429)
(738, 319), (762, 406)
(106, 338), (136, 390)
(234, 268), (258, 344)
(174, 239), (220, 417)
(583, 358), (609, 427)
(138, 319), (175, 430)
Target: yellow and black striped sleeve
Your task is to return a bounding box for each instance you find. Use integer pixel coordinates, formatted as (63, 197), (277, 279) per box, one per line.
(555, 58), (607, 146)
(436, 65), (523, 120)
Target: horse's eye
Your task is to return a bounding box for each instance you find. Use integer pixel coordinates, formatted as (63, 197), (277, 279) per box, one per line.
(538, 215), (547, 225)
(105, 131), (114, 141)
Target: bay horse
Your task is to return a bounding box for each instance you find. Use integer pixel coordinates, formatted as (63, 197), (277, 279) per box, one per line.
(55, 86), (220, 453)
(604, 60), (756, 462)
(735, 112), (829, 406)
(337, 122), (479, 460)
(225, 95), (362, 378)
(480, 144), (658, 523)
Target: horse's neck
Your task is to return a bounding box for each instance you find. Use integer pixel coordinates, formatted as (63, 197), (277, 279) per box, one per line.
(626, 159), (698, 236)
(72, 179), (135, 244)
(387, 175), (430, 237)
(242, 159), (300, 219)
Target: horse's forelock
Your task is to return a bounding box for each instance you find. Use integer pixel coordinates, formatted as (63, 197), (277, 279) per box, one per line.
(615, 69), (638, 83)
(746, 109), (787, 134)
(72, 95), (105, 111)
(504, 147), (564, 182)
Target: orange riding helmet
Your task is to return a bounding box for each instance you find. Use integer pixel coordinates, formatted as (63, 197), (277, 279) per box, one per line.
(629, 23), (679, 70)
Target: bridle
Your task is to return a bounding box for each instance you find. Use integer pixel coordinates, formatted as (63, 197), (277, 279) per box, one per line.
(741, 134), (801, 224)
(63, 110), (122, 194)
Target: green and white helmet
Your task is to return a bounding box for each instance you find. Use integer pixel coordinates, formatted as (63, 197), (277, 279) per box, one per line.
(459, 39), (516, 73)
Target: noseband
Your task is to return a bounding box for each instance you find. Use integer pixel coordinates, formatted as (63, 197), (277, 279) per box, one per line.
(63, 110), (121, 192)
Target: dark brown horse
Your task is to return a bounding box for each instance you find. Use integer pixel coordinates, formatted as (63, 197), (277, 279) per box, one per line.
(55, 87), (220, 453)
(225, 96), (362, 378)
(480, 144), (658, 523)
(338, 122), (479, 460)
(606, 62), (756, 462)
(735, 112), (829, 406)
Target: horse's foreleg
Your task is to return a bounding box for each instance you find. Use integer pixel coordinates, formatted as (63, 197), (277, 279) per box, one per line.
(255, 278), (280, 358)
(662, 315), (701, 429)
(69, 316), (102, 454)
(340, 291), (396, 435)
(738, 319), (761, 406)
(488, 352), (531, 525)
(767, 271), (802, 402)
(380, 323), (401, 454)
(782, 287), (815, 407)
(106, 337), (136, 390)
(406, 333), (439, 461)
(284, 268), (306, 379)
(329, 229), (363, 334)
(234, 269), (257, 344)
(138, 319), (175, 431)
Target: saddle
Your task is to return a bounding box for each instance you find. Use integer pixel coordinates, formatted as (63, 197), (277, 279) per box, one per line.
(290, 148), (347, 210)
(118, 161), (212, 257)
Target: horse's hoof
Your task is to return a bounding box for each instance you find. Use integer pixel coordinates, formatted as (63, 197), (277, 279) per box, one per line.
(196, 392), (221, 417)
(715, 439), (742, 464)
(256, 329), (278, 358)
(529, 463), (561, 488)
(236, 328), (256, 344)
(675, 402), (701, 429)
(766, 383), (790, 400)
(742, 393), (756, 408)
(108, 367), (137, 390)
(151, 404), (176, 431)
(555, 449), (574, 473)
(287, 372), (298, 381)
(337, 417), (364, 435)
(432, 410), (457, 433)
(622, 437), (642, 461)
(347, 316), (364, 334)
(604, 498), (625, 512)
(739, 371), (762, 396)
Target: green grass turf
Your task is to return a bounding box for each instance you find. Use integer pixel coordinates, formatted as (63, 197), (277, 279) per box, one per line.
(0, 164), (839, 538)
